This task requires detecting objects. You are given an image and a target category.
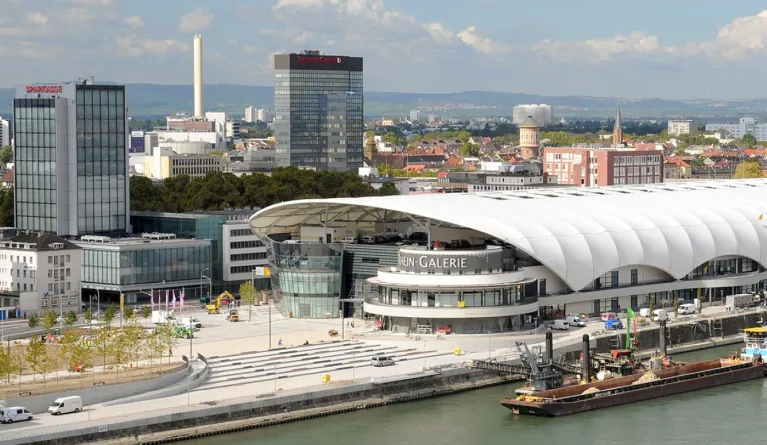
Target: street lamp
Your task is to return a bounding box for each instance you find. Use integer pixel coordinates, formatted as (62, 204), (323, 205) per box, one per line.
(200, 268), (210, 305)
(250, 269), (256, 322)
(202, 275), (212, 308)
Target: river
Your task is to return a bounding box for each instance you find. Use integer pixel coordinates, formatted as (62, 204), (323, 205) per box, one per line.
(185, 348), (762, 445)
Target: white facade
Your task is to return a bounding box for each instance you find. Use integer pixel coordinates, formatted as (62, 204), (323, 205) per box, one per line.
(222, 219), (269, 286)
(0, 233), (82, 316)
(245, 106), (256, 123)
(409, 110), (420, 122)
(257, 108), (269, 123)
(154, 130), (224, 150)
(706, 117), (767, 141)
(0, 117), (9, 147)
(251, 179), (767, 321)
(667, 120), (697, 137)
(205, 112), (227, 139)
(513, 104), (553, 126)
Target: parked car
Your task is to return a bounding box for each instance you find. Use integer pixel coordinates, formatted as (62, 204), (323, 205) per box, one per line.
(359, 235), (376, 244)
(371, 356), (395, 367)
(678, 303), (697, 315)
(550, 320), (570, 331)
(339, 237), (357, 244)
(0, 407), (32, 423)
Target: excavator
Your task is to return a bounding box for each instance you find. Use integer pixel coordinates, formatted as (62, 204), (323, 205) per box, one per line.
(206, 291), (234, 314)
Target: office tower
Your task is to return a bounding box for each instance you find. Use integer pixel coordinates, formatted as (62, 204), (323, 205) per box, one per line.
(273, 50), (363, 171)
(13, 81), (129, 236)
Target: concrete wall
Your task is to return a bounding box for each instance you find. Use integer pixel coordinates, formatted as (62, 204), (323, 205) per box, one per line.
(103, 355), (209, 406)
(0, 363), (187, 415)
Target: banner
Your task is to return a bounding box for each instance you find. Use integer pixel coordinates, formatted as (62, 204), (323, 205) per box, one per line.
(165, 290), (169, 312)
(172, 290), (177, 311)
(180, 289), (185, 311)
(150, 289), (154, 311)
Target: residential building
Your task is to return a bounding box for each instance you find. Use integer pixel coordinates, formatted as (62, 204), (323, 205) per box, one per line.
(249, 178), (767, 327)
(130, 210), (269, 294)
(668, 120), (697, 137)
(143, 147), (220, 180)
(543, 147), (663, 186)
(706, 117), (767, 141)
(226, 121), (241, 139)
(13, 82), (129, 237)
(664, 158), (692, 181)
(409, 110), (420, 122)
(0, 117), (9, 147)
(512, 104), (553, 127)
(446, 162), (559, 192)
(0, 230), (82, 318)
(245, 106), (256, 123)
(74, 233), (211, 306)
(257, 108), (269, 123)
(273, 50), (364, 171)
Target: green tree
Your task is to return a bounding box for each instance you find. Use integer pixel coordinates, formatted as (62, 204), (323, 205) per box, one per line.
(111, 328), (131, 381)
(735, 159), (764, 179)
(0, 345), (11, 396)
(123, 306), (135, 320)
(741, 133), (758, 147)
(42, 310), (58, 332)
(649, 299), (655, 321)
(60, 329), (91, 374)
(94, 327), (113, 369)
(145, 331), (166, 374)
(102, 305), (116, 327)
(84, 308), (93, 324)
(25, 336), (48, 383)
(0, 188), (12, 227)
(0, 145), (12, 164)
(154, 324), (178, 364)
(377, 182), (400, 196)
(121, 321), (145, 368)
(141, 306), (151, 319)
(239, 280), (257, 306)
(458, 142), (479, 157)
(64, 311), (78, 327)
(28, 313), (40, 329)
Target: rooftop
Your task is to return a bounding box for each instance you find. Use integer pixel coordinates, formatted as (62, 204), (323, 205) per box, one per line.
(0, 230), (80, 251)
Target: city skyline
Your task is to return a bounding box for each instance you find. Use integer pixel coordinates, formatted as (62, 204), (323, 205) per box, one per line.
(1, 1), (767, 99)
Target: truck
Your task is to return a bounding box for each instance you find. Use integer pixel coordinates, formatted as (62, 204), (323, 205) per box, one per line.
(151, 310), (174, 325)
(726, 293), (754, 309)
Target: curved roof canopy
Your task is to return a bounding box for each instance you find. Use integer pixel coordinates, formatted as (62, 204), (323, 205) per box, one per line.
(249, 179), (767, 291)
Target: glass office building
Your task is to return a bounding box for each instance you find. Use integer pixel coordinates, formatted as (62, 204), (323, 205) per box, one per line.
(13, 82), (129, 237)
(273, 51), (363, 171)
(267, 238), (342, 318)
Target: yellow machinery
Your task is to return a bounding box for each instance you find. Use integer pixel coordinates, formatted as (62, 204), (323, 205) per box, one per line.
(206, 291), (234, 314)
(227, 309), (240, 322)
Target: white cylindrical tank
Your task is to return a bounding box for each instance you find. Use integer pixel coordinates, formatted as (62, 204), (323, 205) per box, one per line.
(193, 34), (204, 117)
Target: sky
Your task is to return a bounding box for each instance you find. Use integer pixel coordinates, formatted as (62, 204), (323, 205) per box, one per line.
(3, 0), (767, 98)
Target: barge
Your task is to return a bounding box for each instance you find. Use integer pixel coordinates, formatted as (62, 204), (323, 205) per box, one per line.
(501, 357), (765, 416)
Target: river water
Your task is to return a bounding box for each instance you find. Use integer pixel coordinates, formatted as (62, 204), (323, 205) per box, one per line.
(185, 348), (762, 445)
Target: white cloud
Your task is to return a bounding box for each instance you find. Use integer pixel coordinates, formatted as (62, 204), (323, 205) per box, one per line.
(534, 32), (662, 61)
(25, 12), (49, 25)
(114, 35), (190, 57)
(457, 26), (507, 54)
(178, 8), (214, 33)
(63, 8), (99, 22)
(124, 16), (145, 29)
(685, 10), (767, 61)
(273, 0), (324, 8)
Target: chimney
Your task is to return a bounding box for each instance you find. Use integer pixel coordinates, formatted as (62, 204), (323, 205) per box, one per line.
(193, 34), (204, 118)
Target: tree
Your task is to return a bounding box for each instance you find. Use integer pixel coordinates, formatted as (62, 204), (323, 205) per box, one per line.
(0, 345), (10, 398)
(145, 331), (166, 375)
(111, 328), (131, 381)
(94, 327), (112, 369)
(42, 310), (58, 332)
(154, 324), (178, 364)
(0, 145), (12, 164)
(64, 311), (78, 327)
(28, 313), (40, 329)
(141, 306), (151, 319)
(377, 182), (400, 196)
(84, 308), (93, 324)
(25, 336), (49, 383)
(0, 188), (12, 227)
(649, 299), (655, 322)
(121, 321), (145, 368)
(734, 159), (764, 179)
(123, 306), (135, 320)
(741, 133), (758, 147)
(102, 305), (116, 327)
(458, 142), (479, 157)
(239, 280), (257, 306)
(60, 329), (90, 375)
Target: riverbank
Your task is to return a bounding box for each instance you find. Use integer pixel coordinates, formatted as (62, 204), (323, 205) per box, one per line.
(72, 336), (743, 445)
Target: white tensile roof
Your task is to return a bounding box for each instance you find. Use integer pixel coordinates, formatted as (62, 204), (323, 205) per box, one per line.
(249, 178), (767, 291)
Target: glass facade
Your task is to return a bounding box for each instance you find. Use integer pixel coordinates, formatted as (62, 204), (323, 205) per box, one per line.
(75, 85), (127, 234)
(274, 61), (363, 171)
(376, 284), (538, 308)
(81, 244), (211, 286)
(13, 98), (57, 232)
(268, 239), (343, 318)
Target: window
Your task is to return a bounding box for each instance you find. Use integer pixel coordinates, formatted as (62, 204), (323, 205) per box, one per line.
(630, 295), (638, 309)
(48, 255), (52, 264)
(66, 255), (70, 262)
(66, 268), (71, 277)
(539, 279), (547, 296)
(631, 268), (638, 285)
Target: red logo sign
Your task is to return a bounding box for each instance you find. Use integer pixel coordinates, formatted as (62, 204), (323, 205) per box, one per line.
(26, 85), (63, 94)
(297, 56), (342, 64)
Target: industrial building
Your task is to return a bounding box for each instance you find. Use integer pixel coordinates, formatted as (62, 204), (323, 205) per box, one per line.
(249, 179), (767, 332)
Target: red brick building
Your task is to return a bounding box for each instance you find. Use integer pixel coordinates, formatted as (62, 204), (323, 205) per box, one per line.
(543, 147), (663, 186)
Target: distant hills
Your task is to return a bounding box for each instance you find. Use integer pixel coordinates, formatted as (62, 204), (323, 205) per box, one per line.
(2, 84), (767, 119)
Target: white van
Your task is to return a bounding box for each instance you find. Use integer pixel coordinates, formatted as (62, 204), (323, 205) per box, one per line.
(48, 396), (83, 415)
(566, 316), (585, 327)
(339, 237), (357, 244)
(180, 317), (202, 329)
(678, 303), (697, 315)
(371, 356), (395, 367)
(0, 407), (32, 423)
(551, 320), (570, 331)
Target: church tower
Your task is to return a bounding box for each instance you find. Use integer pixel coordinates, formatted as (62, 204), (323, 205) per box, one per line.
(613, 99), (623, 146)
(364, 131), (377, 162)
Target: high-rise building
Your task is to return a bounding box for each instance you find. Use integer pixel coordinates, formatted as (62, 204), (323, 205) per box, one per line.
(0, 117), (9, 147)
(409, 110), (420, 122)
(257, 108), (269, 123)
(245, 106), (256, 123)
(273, 51), (363, 171)
(13, 82), (129, 237)
(512, 104), (553, 127)
(668, 120), (697, 137)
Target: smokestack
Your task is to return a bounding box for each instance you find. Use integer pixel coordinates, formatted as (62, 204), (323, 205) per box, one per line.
(193, 34), (204, 118)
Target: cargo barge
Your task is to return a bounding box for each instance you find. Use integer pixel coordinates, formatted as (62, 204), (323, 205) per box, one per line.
(501, 357), (765, 416)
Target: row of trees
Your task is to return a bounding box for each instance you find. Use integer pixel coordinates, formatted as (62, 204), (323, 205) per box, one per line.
(129, 167), (398, 213)
(2, 307), (179, 388)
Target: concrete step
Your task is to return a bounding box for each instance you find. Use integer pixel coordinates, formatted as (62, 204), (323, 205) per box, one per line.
(206, 340), (352, 362)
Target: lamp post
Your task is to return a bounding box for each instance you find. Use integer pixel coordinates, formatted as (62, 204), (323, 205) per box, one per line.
(200, 268), (209, 305)
(202, 275), (212, 309)
(250, 269), (255, 322)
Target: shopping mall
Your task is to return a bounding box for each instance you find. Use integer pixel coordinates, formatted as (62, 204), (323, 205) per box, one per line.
(248, 179), (767, 334)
